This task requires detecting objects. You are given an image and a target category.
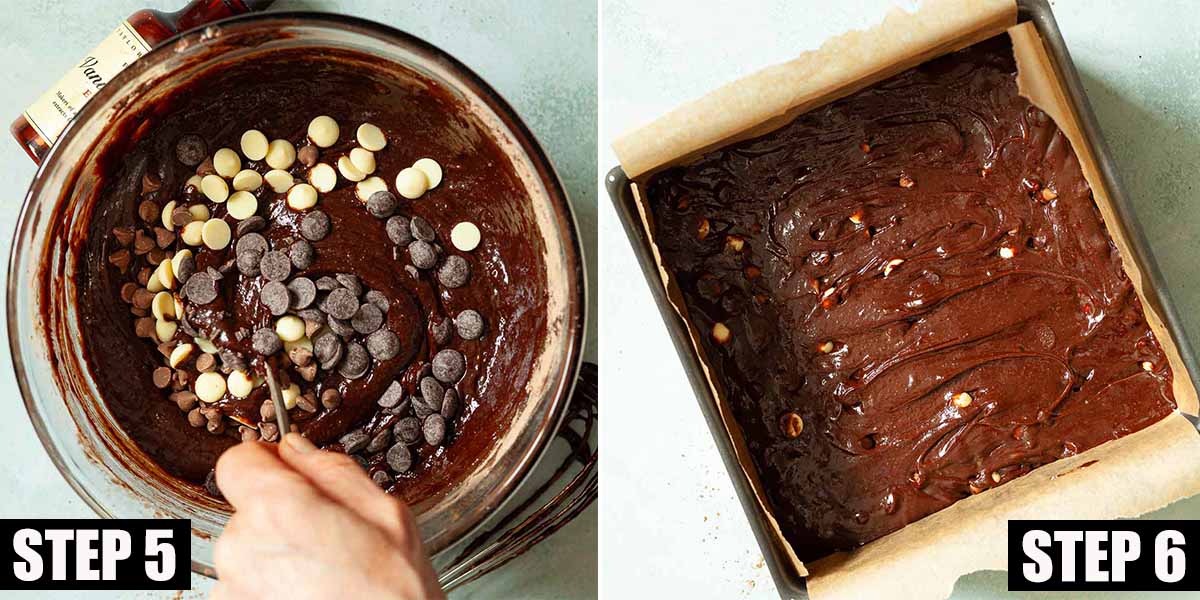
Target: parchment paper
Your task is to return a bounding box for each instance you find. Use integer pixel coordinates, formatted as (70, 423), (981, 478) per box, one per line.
(614, 1), (1200, 598)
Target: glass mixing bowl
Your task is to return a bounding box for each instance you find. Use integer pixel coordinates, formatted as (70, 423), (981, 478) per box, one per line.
(8, 12), (584, 576)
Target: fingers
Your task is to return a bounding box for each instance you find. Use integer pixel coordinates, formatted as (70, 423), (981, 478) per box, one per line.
(215, 440), (319, 510)
(277, 433), (415, 543)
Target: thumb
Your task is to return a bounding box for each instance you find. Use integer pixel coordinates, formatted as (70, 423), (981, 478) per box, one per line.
(277, 433), (416, 545)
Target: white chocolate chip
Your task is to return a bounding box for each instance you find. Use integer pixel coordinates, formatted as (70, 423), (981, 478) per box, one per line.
(226, 191), (258, 220)
(817, 341), (834, 353)
(194, 337), (218, 354)
(952, 392), (973, 408)
(181, 221), (205, 246)
(232, 169), (263, 192)
(168, 343), (194, 368)
(275, 316), (305, 342)
(147, 273), (164, 293)
(354, 176), (388, 203)
(227, 370), (253, 399)
(999, 246), (1015, 259)
(711, 322), (731, 344)
(154, 258), (175, 290)
(188, 204), (211, 222)
(307, 115), (340, 148)
(395, 167), (428, 199)
(349, 147), (376, 175)
(201, 218), (232, 250)
(450, 222), (481, 252)
(200, 174), (229, 203)
(185, 174), (203, 191)
(356, 123), (386, 151)
(336, 155), (366, 182)
(265, 139), (296, 170)
(213, 148), (241, 178)
(883, 258), (904, 277)
(287, 183), (318, 211)
(161, 200), (177, 230)
(1142, 361), (1154, 372)
(264, 169), (295, 193)
(155, 319), (177, 343)
(308, 163), (337, 193)
(170, 249), (192, 278)
(412, 158), (443, 188)
(284, 337), (313, 353)
(195, 371), (227, 403)
(151, 291), (175, 321)
(173, 295), (185, 322)
(282, 383), (301, 410)
(240, 129), (269, 161)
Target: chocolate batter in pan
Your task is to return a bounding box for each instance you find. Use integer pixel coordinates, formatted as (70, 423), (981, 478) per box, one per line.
(645, 35), (1175, 559)
(74, 48), (548, 503)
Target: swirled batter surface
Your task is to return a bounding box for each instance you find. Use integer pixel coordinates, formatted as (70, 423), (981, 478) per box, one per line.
(645, 35), (1175, 559)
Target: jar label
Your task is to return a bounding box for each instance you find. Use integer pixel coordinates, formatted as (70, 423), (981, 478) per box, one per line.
(22, 21), (151, 144)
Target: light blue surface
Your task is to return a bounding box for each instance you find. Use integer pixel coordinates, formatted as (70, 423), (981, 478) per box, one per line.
(599, 0), (1200, 598)
(0, 1), (596, 598)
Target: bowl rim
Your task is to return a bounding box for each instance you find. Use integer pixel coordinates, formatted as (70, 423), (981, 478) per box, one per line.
(8, 9), (586, 572)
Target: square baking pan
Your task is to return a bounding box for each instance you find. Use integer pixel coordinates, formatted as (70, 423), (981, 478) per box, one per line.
(605, 0), (1200, 597)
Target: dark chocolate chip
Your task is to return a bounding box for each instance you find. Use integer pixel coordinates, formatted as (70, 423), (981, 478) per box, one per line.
(378, 380), (406, 409)
(420, 376), (444, 405)
(321, 287), (359, 320)
(203, 469), (223, 498)
(422, 414), (446, 446)
(300, 210), (330, 241)
(410, 216), (436, 242)
(404, 264), (419, 279)
(409, 240), (437, 269)
(290, 239), (314, 270)
(236, 248), (262, 276)
(339, 343), (369, 380)
(366, 429), (391, 454)
(259, 251), (292, 281)
(366, 329), (400, 361)
(432, 318), (453, 345)
(252, 328), (283, 356)
(340, 429), (369, 454)
(219, 350), (247, 373)
(313, 329), (340, 360)
(455, 309), (485, 340)
(432, 349), (465, 383)
(316, 275), (340, 291)
(413, 396), (435, 418)
(184, 272), (219, 304)
(328, 317), (355, 338)
(386, 443), (413, 473)
(206, 266), (224, 281)
(364, 290), (390, 313)
(319, 340), (344, 371)
(175, 134), (207, 166)
(175, 254), (196, 284)
(371, 469), (393, 487)
(437, 255), (470, 288)
(260, 281), (290, 316)
(366, 191), (398, 219)
(394, 417), (422, 445)
(351, 304), (384, 335)
(335, 273), (362, 297)
(287, 277), (317, 309)
(236, 215), (266, 236)
(298, 307), (326, 324)
(386, 215), (413, 245)
(441, 388), (459, 419)
(236, 232), (269, 256)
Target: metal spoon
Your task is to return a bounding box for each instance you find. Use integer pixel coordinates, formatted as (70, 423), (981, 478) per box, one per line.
(263, 364), (291, 437)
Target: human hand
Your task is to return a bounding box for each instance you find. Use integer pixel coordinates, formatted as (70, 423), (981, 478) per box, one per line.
(212, 433), (445, 600)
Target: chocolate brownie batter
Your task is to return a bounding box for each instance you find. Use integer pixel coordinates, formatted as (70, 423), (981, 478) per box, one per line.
(645, 35), (1175, 559)
(74, 48), (548, 503)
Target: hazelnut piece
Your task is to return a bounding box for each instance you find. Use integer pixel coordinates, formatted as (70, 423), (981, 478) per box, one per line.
(780, 412), (804, 438)
(711, 322), (731, 345)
